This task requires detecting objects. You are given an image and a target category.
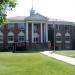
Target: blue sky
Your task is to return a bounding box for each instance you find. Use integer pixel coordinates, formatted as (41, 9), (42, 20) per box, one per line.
(7, 0), (75, 22)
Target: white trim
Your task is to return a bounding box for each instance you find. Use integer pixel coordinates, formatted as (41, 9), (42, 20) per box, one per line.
(65, 32), (70, 36)
(56, 32), (61, 36)
(46, 23), (48, 42)
(65, 41), (70, 43)
(8, 32), (14, 43)
(8, 32), (14, 36)
(18, 31), (24, 36)
(41, 23), (43, 43)
(32, 22), (34, 43)
(26, 22), (28, 41)
(56, 41), (62, 43)
(34, 33), (39, 38)
(18, 31), (25, 42)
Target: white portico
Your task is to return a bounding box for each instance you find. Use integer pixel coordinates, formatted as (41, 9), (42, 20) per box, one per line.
(25, 9), (48, 43)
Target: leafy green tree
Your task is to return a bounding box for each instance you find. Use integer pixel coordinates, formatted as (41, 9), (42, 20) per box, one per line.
(0, 0), (16, 25)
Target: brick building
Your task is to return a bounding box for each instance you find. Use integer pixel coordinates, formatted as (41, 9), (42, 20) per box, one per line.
(0, 9), (75, 51)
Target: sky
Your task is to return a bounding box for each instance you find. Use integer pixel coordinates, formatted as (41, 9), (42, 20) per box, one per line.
(7, 0), (75, 22)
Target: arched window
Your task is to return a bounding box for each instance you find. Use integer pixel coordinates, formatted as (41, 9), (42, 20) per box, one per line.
(56, 32), (61, 36)
(18, 32), (25, 42)
(56, 32), (61, 41)
(8, 32), (14, 43)
(65, 32), (70, 41)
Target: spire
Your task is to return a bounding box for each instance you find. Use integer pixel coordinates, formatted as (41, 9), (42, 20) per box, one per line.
(30, 0), (35, 16)
(32, 0), (33, 10)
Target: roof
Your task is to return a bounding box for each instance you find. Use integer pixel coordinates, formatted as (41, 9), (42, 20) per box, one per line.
(25, 13), (48, 21)
(7, 16), (26, 23)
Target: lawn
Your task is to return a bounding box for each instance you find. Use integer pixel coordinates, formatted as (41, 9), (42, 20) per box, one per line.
(56, 50), (75, 58)
(0, 52), (75, 75)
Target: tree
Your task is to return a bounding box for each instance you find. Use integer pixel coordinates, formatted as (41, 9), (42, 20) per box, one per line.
(0, 0), (16, 25)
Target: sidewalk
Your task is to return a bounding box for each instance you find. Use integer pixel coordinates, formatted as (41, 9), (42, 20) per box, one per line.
(40, 51), (75, 65)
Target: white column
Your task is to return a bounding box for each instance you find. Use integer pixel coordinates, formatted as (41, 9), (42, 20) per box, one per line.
(41, 23), (43, 43)
(32, 22), (34, 43)
(26, 22), (28, 41)
(46, 23), (48, 42)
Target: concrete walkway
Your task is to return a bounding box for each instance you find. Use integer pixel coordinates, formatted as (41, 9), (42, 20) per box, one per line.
(40, 51), (75, 65)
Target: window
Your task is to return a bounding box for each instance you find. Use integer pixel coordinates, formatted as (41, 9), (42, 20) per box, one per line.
(65, 32), (70, 41)
(18, 23), (25, 30)
(56, 24), (59, 31)
(56, 25), (63, 31)
(34, 24), (38, 33)
(0, 26), (3, 31)
(8, 32), (14, 43)
(48, 24), (53, 30)
(65, 25), (70, 31)
(8, 23), (14, 30)
(8, 36), (14, 41)
(65, 36), (70, 41)
(18, 32), (25, 42)
(0, 35), (3, 42)
(56, 36), (61, 41)
(19, 36), (24, 42)
(34, 37), (39, 43)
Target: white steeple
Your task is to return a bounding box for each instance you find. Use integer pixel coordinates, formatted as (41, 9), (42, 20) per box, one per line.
(30, 0), (35, 16)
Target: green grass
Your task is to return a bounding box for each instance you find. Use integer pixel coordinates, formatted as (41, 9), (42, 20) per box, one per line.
(0, 52), (75, 75)
(56, 50), (75, 58)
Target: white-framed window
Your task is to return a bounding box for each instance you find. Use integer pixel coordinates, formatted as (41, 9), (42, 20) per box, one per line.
(8, 23), (14, 30)
(18, 32), (25, 42)
(18, 23), (25, 30)
(8, 32), (14, 43)
(56, 25), (63, 31)
(19, 36), (24, 42)
(65, 32), (70, 41)
(65, 36), (70, 41)
(8, 36), (14, 41)
(65, 25), (70, 32)
(56, 32), (61, 41)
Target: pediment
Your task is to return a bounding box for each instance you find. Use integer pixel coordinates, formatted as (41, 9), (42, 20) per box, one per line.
(25, 13), (48, 21)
